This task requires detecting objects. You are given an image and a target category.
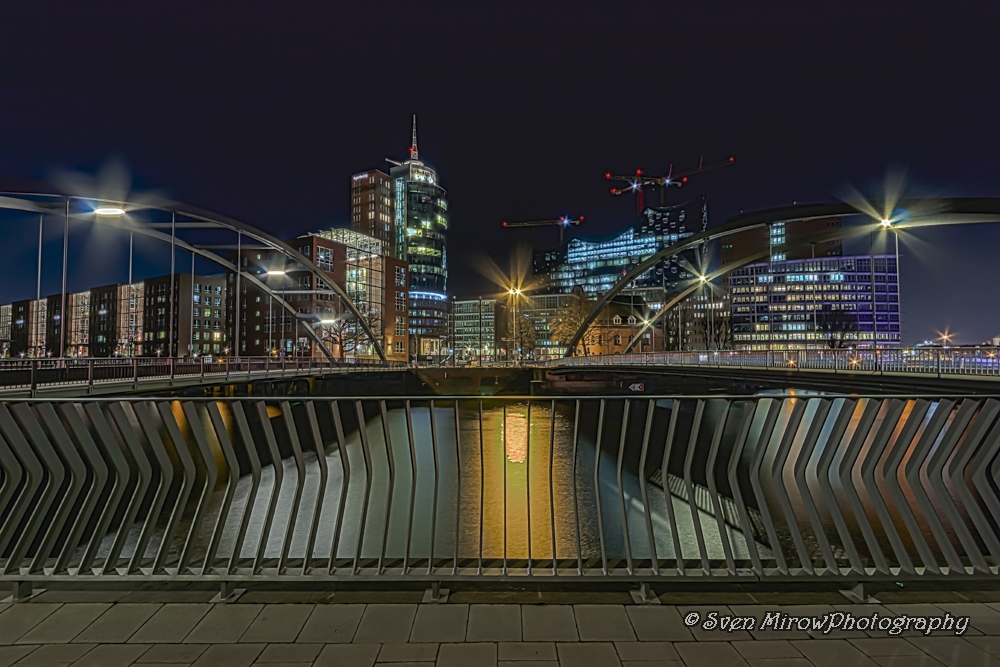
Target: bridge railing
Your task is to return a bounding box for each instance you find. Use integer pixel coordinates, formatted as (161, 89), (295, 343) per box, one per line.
(0, 356), (405, 395)
(548, 347), (1000, 377)
(0, 393), (998, 590)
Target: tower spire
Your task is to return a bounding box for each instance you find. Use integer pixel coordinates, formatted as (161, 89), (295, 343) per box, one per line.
(410, 114), (419, 161)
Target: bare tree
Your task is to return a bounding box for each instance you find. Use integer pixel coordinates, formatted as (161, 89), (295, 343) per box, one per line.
(817, 308), (856, 349)
(550, 291), (601, 355)
(319, 311), (383, 361)
(501, 310), (537, 359)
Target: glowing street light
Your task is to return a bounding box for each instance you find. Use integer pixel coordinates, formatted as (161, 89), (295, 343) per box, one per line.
(880, 218), (892, 228)
(699, 274), (707, 283)
(266, 270), (286, 276)
(94, 205), (126, 216)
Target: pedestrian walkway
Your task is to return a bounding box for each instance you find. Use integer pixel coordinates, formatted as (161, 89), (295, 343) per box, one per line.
(1, 589), (1000, 666)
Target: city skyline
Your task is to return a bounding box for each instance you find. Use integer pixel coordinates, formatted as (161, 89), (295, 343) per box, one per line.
(0, 4), (997, 344)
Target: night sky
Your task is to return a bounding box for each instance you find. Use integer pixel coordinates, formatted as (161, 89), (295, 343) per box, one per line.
(1, 3), (998, 344)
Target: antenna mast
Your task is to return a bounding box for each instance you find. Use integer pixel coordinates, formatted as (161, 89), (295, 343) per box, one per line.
(410, 114), (419, 161)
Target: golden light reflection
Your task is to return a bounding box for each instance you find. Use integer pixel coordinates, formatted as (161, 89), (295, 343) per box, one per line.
(503, 411), (528, 463)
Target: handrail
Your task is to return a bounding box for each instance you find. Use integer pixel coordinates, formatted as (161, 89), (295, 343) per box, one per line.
(1, 394), (997, 590)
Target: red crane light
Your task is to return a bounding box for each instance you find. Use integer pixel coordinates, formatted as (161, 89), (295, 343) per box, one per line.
(605, 172), (611, 179)
(636, 168), (643, 175)
(502, 221), (507, 226)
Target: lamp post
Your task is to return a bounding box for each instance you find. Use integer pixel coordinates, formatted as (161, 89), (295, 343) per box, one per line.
(508, 287), (521, 365)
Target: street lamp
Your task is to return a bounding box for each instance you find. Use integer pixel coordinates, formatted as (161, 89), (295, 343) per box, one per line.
(94, 206), (125, 217)
(508, 288), (522, 364)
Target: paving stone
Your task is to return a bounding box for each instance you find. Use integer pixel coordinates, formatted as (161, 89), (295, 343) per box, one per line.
(614, 641), (680, 661)
(239, 604), (314, 643)
(255, 643), (323, 662)
(556, 642), (621, 667)
(676, 606), (751, 641)
(731, 639), (801, 659)
(409, 604), (468, 643)
(72, 643), (151, 667)
(313, 643), (380, 667)
(353, 604), (417, 644)
(377, 642), (438, 661)
(15, 604), (110, 644)
(499, 662), (559, 667)
(73, 604), (161, 643)
(135, 643), (210, 662)
(0, 645), (38, 667)
(625, 606), (694, 642)
(521, 606), (578, 642)
(741, 659), (815, 667)
(129, 604), (213, 643)
(16, 643), (94, 662)
(870, 655), (947, 667)
(467, 605), (521, 642)
(674, 641), (750, 667)
(967, 636), (1000, 657)
(907, 637), (1000, 666)
(497, 642), (556, 661)
(934, 602), (1000, 635)
(791, 638), (880, 666)
(297, 604), (365, 643)
(849, 638), (928, 656)
(184, 604), (262, 643)
(190, 643), (264, 667)
(573, 605), (636, 642)
(0, 604), (61, 644)
(435, 642), (496, 667)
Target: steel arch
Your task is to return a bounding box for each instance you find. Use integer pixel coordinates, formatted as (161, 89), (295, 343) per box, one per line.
(0, 191), (387, 362)
(565, 198), (1000, 355)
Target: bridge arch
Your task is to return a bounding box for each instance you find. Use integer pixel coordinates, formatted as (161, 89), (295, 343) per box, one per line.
(0, 191), (387, 361)
(565, 198), (1000, 356)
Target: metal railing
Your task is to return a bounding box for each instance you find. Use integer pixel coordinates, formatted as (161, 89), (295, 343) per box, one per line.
(549, 347), (1000, 378)
(0, 356), (405, 395)
(1, 394), (998, 588)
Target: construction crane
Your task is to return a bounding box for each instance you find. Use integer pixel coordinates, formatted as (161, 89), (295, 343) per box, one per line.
(502, 215), (583, 244)
(606, 155), (736, 214)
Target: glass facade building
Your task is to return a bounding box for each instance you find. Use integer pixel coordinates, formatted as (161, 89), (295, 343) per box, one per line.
(390, 149), (449, 356)
(452, 298), (496, 361)
(729, 254), (900, 350)
(533, 194), (707, 298)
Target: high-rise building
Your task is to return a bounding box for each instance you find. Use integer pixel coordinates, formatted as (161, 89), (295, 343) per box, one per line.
(390, 116), (449, 357)
(729, 254), (900, 350)
(350, 170), (399, 258)
(452, 298), (496, 362)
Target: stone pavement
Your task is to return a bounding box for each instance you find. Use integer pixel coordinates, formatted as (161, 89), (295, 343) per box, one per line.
(1, 590), (1000, 666)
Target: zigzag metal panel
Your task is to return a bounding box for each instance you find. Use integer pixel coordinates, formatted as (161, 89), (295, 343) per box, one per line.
(0, 396), (997, 584)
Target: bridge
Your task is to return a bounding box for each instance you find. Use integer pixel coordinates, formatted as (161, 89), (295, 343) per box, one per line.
(0, 356), (401, 398)
(565, 197), (1000, 354)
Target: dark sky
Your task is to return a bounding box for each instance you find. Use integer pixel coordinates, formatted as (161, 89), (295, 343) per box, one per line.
(1, 2), (998, 344)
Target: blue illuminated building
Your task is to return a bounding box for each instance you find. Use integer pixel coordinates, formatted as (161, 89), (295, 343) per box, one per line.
(729, 254), (901, 350)
(532, 194), (708, 298)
